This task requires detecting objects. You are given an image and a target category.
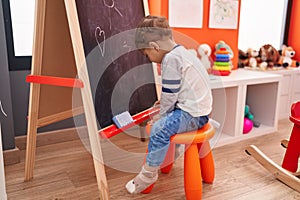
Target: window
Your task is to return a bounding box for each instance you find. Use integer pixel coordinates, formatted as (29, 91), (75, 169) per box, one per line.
(238, 0), (289, 51)
(2, 0), (35, 70)
(9, 0), (35, 56)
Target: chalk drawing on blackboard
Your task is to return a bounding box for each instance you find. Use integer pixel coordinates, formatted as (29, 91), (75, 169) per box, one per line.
(95, 26), (106, 57)
(103, 0), (123, 30)
(0, 101), (7, 117)
(103, 0), (123, 17)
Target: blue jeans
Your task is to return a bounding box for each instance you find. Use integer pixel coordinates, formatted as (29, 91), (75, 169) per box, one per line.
(146, 109), (209, 167)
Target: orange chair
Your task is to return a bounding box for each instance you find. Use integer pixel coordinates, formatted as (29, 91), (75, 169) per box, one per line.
(144, 122), (216, 200)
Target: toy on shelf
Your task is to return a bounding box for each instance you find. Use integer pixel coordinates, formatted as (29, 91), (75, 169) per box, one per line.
(243, 118), (253, 134)
(278, 45), (300, 68)
(243, 105), (260, 134)
(245, 101), (300, 192)
(246, 48), (259, 68)
(212, 47), (231, 76)
(243, 105), (253, 134)
(238, 48), (259, 69)
(198, 44), (214, 73)
(244, 105), (254, 120)
(215, 40), (234, 60)
(238, 49), (248, 68)
(257, 44), (280, 69)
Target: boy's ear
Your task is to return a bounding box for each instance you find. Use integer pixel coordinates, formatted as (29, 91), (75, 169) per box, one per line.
(149, 42), (160, 51)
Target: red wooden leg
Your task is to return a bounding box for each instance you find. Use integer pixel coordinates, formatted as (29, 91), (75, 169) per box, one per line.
(282, 124), (300, 172)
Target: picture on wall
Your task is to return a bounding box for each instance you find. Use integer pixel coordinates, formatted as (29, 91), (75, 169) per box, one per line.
(169, 0), (203, 28)
(209, 0), (239, 29)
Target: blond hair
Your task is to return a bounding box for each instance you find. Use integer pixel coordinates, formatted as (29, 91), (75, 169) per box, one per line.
(135, 15), (172, 49)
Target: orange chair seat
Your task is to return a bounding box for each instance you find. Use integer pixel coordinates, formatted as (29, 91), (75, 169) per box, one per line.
(170, 123), (215, 144)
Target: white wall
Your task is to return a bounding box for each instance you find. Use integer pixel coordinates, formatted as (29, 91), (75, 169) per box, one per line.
(238, 0), (288, 51)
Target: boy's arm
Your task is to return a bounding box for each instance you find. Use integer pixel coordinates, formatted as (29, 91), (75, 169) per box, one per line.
(160, 58), (181, 116)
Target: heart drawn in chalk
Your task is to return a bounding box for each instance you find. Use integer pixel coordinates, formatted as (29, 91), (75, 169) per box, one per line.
(95, 26), (106, 57)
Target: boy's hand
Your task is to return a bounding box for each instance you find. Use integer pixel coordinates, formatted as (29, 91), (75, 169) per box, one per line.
(148, 114), (159, 125)
(153, 100), (160, 107)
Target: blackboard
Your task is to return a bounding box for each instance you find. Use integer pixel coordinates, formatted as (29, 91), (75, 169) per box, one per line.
(75, 0), (157, 128)
(0, 1), (15, 150)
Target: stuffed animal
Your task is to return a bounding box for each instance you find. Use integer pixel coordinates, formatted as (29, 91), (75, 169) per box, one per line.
(278, 45), (300, 68)
(238, 48), (259, 68)
(238, 49), (248, 68)
(246, 48), (259, 68)
(257, 44), (280, 69)
(198, 44), (213, 73)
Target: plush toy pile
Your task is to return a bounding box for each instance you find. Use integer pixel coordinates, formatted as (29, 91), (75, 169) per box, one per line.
(238, 44), (300, 70)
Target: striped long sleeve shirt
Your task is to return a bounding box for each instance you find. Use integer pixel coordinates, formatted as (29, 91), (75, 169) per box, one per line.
(160, 45), (212, 117)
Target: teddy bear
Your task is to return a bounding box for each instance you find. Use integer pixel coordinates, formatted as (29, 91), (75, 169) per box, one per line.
(246, 48), (259, 68)
(239, 48), (259, 68)
(257, 44), (280, 69)
(278, 45), (300, 68)
(197, 44), (214, 73)
(238, 49), (248, 68)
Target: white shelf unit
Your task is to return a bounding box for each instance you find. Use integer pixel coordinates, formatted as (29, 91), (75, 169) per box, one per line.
(267, 68), (300, 119)
(210, 69), (282, 147)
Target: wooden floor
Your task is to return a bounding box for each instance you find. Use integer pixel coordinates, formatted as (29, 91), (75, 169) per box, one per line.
(4, 119), (300, 200)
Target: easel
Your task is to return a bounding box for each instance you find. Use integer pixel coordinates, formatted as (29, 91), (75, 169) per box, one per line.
(24, 0), (157, 199)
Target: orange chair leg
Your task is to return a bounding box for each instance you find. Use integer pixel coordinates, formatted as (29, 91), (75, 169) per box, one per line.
(200, 154), (215, 183)
(198, 142), (215, 183)
(184, 144), (202, 200)
(160, 143), (175, 174)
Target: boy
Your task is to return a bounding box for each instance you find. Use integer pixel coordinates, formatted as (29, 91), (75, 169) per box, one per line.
(126, 15), (212, 194)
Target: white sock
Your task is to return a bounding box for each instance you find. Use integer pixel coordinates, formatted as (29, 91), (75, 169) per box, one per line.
(126, 165), (158, 194)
